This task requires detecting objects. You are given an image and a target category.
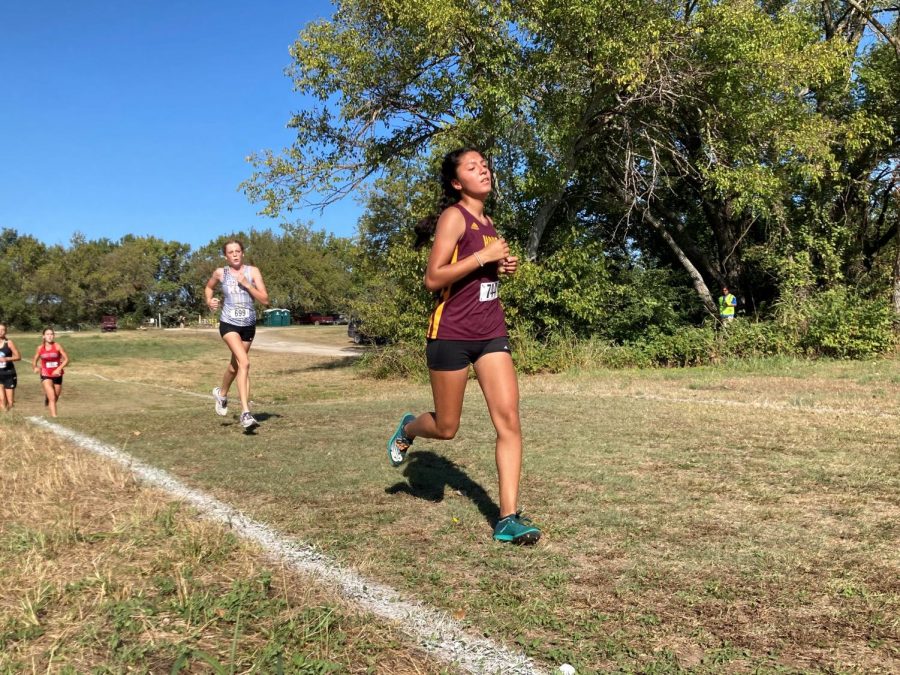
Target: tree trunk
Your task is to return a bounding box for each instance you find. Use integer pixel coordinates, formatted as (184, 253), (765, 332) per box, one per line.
(642, 208), (718, 317)
(893, 229), (900, 322)
(526, 178), (570, 260)
(607, 178), (717, 316)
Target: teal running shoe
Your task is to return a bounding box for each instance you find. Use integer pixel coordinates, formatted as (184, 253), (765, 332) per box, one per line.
(492, 513), (541, 545)
(387, 413), (416, 467)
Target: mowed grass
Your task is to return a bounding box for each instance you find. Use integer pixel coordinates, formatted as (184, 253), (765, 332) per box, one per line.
(0, 415), (452, 673)
(2, 327), (899, 673)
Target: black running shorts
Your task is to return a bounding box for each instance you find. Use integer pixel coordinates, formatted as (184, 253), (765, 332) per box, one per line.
(40, 375), (63, 385)
(219, 321), (256, 342)
(426, 337), (512, 371)
(0, 370), (16, 390)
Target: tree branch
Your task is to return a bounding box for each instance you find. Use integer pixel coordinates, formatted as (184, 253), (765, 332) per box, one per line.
(845, 0), (900, 59)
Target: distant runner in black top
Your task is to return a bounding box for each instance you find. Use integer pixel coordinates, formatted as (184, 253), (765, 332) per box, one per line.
(0, 323), (21, 411)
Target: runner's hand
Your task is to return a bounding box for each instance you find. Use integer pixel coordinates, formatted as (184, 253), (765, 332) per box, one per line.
(499, 256), (518, 275)
(236, 267), (254, 287)
(208, 297), (220, 311)
(482, 238), (510, 264)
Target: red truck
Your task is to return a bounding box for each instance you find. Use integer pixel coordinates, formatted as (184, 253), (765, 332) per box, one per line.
(101, 315), (118, 332)
(296, 312), (334, 325)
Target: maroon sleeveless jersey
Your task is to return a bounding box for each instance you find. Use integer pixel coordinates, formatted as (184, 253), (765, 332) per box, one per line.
(426, 204), (508, 340)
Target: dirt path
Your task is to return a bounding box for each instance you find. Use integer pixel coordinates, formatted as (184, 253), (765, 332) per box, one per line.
(250, 328), (364, 358)
(169, 326), (363, 358)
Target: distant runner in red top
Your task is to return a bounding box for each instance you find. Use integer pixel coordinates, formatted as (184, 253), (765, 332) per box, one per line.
(32, 327), (68, 417)
(385, 147), (540, 545)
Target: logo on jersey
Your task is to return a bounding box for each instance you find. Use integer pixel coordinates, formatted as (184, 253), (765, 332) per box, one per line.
(471, 222), (480, 230)
(482, 234), (498, 247)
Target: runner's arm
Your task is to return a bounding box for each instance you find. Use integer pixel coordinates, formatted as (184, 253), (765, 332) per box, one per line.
(7, 340), (20, 362)
(424, 208), (509, 292)
(204, 269), (222, 309)
(485, 216), (518, 276)
(55, 344), (69, 375)
(238, 267), (269, 306)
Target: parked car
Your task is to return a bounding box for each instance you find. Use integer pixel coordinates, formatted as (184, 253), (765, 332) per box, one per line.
(101, 315), (117, 332)
(296, 312), (333, 325)
(347, 318), (387, 345)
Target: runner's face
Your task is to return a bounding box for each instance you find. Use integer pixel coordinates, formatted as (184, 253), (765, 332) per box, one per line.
(452, 152), (492, 199)
(224, 244), (244, 267)
(0, 325), (6, 338)
(43, 330), (54, 344)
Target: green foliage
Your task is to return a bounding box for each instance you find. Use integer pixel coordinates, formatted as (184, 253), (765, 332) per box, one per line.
(0, 226), (358, 331)
(349, 243), (432, 345)
(8, 1), (900, 357)
(501, 232), (609, 338)
(602, 266), (701, 343)
(719, 317), (801, 357)
(356, 340), (428, 380)
(794, 288), (895, 358)
(634, 324), (719, 367)
(242, 0), (900, 362)
(508, 327), (613, 374)
(188, 224), (356, 318)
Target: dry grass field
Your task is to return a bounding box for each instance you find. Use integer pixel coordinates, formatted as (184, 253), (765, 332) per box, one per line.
(1, 326), (898, 673)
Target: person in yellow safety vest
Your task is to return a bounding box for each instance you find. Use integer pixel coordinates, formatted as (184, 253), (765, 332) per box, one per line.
(719, 286), (737, 322)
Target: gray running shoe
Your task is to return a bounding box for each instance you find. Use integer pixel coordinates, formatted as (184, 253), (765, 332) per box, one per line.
(240, 411), (259, 429)
(212, 387), (228, 416)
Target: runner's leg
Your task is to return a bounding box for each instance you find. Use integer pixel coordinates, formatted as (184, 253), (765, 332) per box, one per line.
(473, 351), (522, 518)
(42, 379), (58, 417)
(221, 331), (253, 412)
(404, 368), (469, 440)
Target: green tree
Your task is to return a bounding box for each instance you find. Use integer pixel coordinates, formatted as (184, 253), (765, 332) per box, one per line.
(0, 229), (48, 329)
(189, 226), (356, 319)
(245, 0), (900, 350)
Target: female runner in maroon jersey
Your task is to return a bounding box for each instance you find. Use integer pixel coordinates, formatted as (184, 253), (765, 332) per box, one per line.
(386, 148), (540, 545)
(32, 327), (68, 417)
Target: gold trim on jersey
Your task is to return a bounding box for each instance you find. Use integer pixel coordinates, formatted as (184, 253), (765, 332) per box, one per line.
(427, 244), (459, 339)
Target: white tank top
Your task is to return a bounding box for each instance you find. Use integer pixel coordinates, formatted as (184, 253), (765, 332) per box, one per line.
(220, 267), (257, 327)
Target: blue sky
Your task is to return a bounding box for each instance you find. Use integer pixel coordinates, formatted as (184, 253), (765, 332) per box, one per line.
(0, 1), (362, 250)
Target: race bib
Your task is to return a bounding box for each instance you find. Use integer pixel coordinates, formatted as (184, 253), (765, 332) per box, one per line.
(226, 307), (250, 320)
(45, 361), (59, 369)
(0, 360), (6, 369)
(479, 281), (499, 302)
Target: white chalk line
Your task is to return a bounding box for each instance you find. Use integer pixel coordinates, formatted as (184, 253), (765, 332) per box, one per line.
(26, 417), (545, 675)
(80, 372), (211, 400)
(593, 391), (899, 419)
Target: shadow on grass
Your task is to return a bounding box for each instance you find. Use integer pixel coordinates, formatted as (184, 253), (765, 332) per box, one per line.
(281, 356), (362, 373)
(386, 451), (500, 526)
(216, 411), (282, 435)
